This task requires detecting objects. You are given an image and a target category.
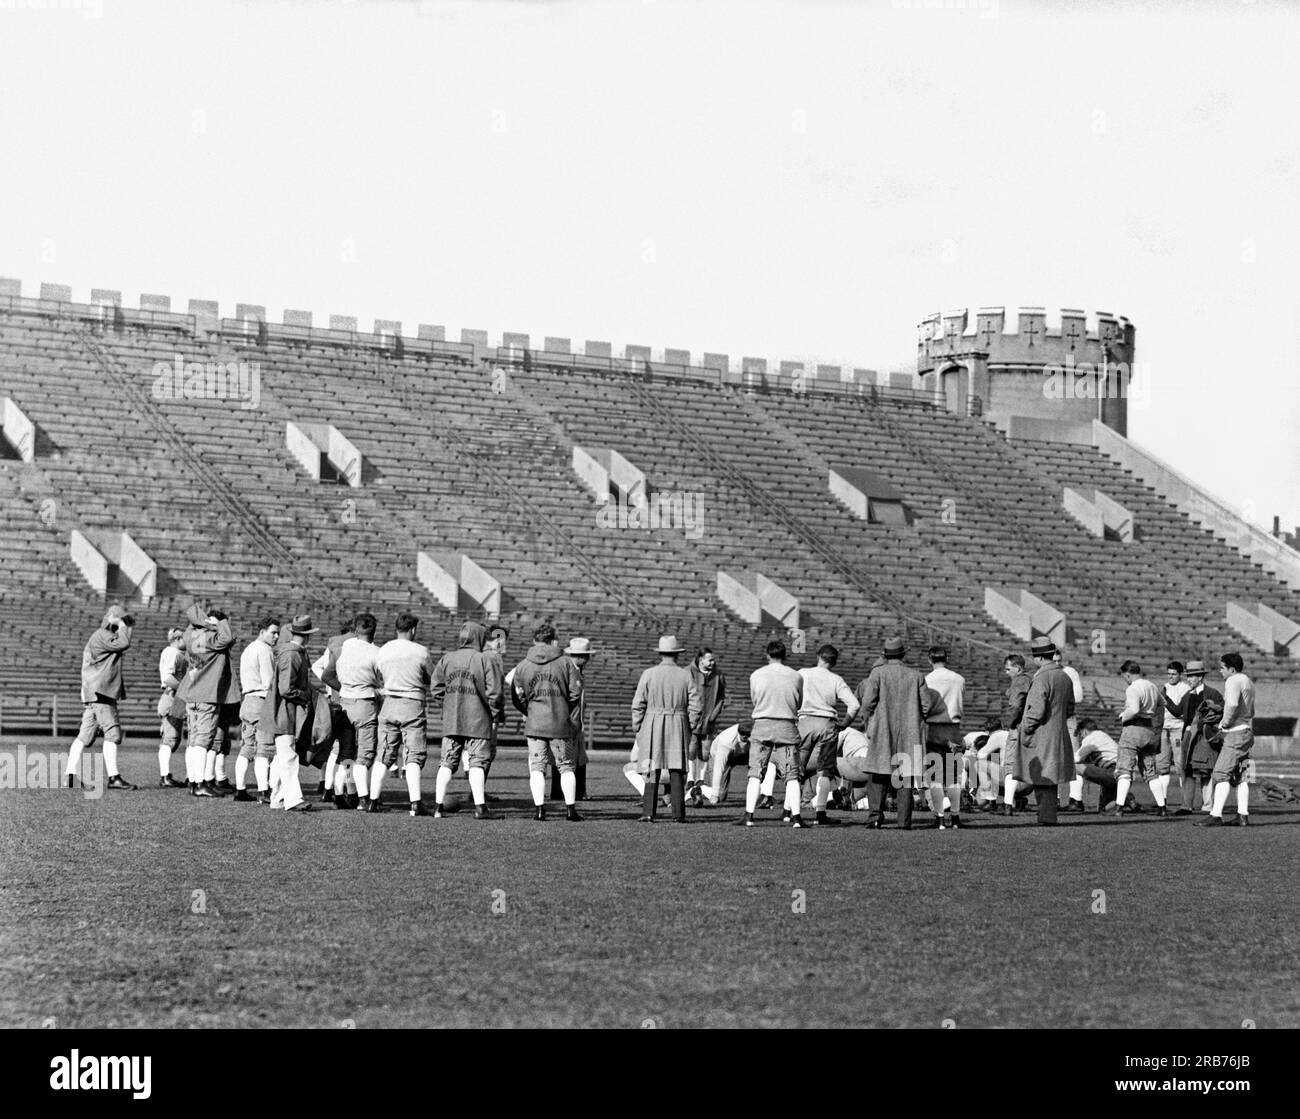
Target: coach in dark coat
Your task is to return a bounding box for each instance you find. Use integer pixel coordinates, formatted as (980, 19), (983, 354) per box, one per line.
(855, 637), (930, 828)
(1166, 660), (1223, 812)
(1015, 637), (1076, 825)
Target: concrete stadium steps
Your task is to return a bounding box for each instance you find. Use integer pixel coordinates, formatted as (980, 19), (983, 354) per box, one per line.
(1, 301), (1291, 738)
(1007, 436), (1300, 681)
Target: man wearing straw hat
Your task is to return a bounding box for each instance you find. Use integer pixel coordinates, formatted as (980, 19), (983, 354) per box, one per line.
(631, 635), (702, 822)
(566, 636), (594, 799)
(262, 612), (320, 813)
(552, 636), (594, 801)
(1014, 635), (1076, 826)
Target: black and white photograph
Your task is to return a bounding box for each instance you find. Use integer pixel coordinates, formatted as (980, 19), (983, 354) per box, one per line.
(1, 0), (1297, 1065)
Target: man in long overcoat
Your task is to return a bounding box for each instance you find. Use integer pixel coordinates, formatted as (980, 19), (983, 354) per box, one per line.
(631, 635), (702, 822)
(855, 637), (930, 829)
(1015, 636), (1076, 825)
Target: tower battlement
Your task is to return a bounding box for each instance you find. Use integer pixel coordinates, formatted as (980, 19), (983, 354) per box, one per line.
(917, 306), (1135, 375)
(916, 305), (1137, 438)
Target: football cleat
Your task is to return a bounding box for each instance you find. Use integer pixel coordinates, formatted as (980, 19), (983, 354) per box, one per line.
(233, 788), (256, 802)
(159, 774), (185, 789)
(410, 801), (430, 818)
(566, 806), (584, 822)
(473, 805), (492, 820)
(533, 806), (547, 821)
(287, 801), (313, 813)
(105, 775), (136, 791)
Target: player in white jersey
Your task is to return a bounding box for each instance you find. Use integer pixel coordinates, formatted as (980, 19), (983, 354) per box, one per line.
(1113, 660), (1168, 816)
(1062, 718), (1119, 812)
(689, 719), (771, 806)
(797, 644), (859, 826)
(233, 615), (279, 802)
(1196, 652), (1255, 828)
(335, 613), (383, 811)
(370, 612), (434, 817)
(157, 627), (188, 787)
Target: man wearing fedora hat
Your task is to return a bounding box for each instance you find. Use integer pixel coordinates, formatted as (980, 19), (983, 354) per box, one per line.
(854, 637), (929, 829)
(262, 613), (320, 812)
(64, 604), (137, 791)
(551, 636), (593, 801)
(431, 620), (503, 820)
(631, 635), (702, 822)
(564, 636), (593, 800)
(1014, 636), (1076, 825)
(512, 622), (586, 821)
(1163, 660), (1222, 815)
(998, 654), (1034, 815)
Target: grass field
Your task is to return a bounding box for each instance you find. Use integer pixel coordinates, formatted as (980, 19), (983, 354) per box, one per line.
(2, 738), (1298, 1028)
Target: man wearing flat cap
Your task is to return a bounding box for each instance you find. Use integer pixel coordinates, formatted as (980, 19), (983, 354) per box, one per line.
(1013, 636), (1076, 825)
(631, 635), (702, 822)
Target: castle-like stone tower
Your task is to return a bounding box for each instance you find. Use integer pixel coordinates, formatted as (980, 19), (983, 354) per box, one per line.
(916, 307), (1136, 438)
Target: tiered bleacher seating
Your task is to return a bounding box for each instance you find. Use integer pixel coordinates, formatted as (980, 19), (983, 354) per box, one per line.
(2, 295), (1296, 742)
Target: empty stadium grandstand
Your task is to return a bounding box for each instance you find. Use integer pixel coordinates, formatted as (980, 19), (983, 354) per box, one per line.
(2, 283), (1297, 744)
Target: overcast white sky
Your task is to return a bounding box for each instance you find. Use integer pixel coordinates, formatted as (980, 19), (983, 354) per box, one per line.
(1, 0), (1296, 530)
